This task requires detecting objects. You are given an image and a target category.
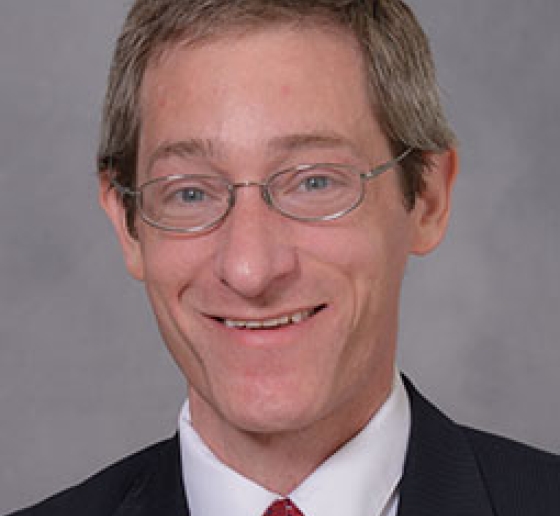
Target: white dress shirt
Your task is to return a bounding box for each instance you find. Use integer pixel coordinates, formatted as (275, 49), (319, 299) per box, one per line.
(179, 371), (410, 516)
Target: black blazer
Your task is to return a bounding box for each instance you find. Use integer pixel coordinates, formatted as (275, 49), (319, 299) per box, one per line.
(7, 377), (560, 516)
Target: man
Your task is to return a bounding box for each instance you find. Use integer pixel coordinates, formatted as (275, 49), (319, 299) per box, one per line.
(7, 0), (559, 515)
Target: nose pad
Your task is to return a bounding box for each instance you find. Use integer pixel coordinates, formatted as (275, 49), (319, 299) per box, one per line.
(260, 185), (273, 208)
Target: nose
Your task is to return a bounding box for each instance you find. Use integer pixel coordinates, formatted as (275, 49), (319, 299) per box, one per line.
(214, 186), (298, 299)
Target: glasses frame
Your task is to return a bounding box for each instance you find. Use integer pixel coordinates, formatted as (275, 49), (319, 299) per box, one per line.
(110, 147), (412, 233)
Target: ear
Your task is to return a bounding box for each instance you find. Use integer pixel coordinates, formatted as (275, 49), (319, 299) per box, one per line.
(98, 173), (145, 281)
(410, 148), (459, 256)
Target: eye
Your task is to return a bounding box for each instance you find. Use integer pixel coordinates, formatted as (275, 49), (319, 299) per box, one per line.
(158, 177), (225, 208)
(301, 175), (331, 191)
(141, 175), (229, 227)
(270, 166), (356, 201)
(291, 167), (351, 195)
(176, 187), (206, 203)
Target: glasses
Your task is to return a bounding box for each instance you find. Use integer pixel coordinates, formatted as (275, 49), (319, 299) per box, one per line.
(110, 148), (412, 233)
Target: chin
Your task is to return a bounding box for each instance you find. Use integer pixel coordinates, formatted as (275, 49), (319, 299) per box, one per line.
(215, 376), (325, 434)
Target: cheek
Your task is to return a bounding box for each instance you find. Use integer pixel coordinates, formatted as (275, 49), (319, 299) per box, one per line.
(136, 236), (214, 378)
(296, 223), (385, 346)
(138, 234), (209, 304)
(310, 207), (412, 320)
(302, 222), (386, 287)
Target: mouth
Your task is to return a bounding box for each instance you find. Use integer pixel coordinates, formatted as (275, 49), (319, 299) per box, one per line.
(213, 305), (326, 330)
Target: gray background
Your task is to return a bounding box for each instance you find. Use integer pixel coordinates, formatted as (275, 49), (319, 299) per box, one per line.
(1, 0), (559, 513)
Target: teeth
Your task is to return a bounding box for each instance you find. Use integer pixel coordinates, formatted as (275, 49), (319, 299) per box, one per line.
(223, 308), (315, 330)
(291, 312), (303, 324)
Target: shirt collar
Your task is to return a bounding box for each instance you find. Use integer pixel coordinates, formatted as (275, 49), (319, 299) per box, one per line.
(179, 371), (410, 516)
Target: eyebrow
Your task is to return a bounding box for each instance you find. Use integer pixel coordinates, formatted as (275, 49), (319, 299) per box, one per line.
(147, 131), (362, 172)
(267, 132), (362, 156)
(147, 138), (218, 172)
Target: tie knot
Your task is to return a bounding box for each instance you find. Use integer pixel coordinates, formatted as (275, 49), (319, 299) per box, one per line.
(264, 499), (304, 516)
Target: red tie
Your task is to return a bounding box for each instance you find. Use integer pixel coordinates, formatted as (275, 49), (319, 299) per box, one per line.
(264, 499), (304, 516)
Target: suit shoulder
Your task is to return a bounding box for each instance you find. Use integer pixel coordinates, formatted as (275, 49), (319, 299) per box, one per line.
(461, 426), (560, 514)
(5, 437), (178, 516)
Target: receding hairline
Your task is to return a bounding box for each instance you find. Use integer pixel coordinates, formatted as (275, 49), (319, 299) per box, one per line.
(145, 14), (367, 76)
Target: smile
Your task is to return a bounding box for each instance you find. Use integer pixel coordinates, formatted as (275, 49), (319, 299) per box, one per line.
(218, 306), (325, 330)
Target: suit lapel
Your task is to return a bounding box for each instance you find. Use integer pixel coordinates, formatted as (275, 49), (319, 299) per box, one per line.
(398, 377), (495, 516)
(113, 436), (189, 516)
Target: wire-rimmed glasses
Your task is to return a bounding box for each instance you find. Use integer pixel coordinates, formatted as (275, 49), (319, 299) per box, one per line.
(110, 148), (412, 233)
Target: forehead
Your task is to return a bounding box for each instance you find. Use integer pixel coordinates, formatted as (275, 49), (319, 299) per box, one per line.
(137, 24), (387, 169)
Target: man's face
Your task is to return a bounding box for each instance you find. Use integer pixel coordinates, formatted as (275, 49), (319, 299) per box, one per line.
(103, 24), (454, 447)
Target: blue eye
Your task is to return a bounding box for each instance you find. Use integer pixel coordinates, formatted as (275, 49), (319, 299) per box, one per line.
(178, 187), (206, 203)
(302, 175), (331, 191)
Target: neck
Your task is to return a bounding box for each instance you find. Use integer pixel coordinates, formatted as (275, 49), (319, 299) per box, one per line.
(188, 376), (393, 495)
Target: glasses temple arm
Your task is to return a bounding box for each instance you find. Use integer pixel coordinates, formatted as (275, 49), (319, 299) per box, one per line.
(108, 174), (138, 197)
(363, 147), (413, 180)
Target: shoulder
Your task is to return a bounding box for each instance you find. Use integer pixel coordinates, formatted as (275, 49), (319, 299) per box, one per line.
(5, 437), (179, 516)
(460, 425), (560, 513)
(401, 375), (560, 515)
